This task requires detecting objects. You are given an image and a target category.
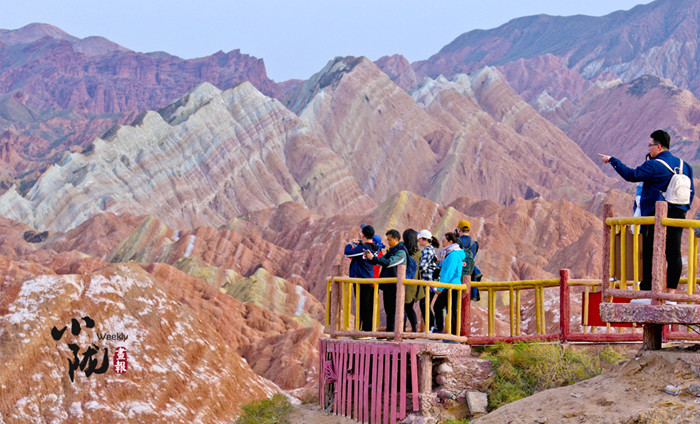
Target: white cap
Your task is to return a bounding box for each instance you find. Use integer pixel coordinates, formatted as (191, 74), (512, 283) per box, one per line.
(417, 229), (432, 240)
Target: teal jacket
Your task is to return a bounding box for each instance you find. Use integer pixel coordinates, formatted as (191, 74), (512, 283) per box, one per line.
(439, 247), (465, 289)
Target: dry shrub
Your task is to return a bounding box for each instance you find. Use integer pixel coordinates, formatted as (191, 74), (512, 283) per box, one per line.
(482, 342), (609, 410)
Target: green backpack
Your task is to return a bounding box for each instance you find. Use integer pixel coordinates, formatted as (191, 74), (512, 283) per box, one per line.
(459, 235), (475, 278)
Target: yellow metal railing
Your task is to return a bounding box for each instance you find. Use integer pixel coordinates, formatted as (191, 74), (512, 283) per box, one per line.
(471, 278), (559, 336)
(325, 277), (469, 336)
(605, 215), (700, 296)
(325, 275), (586, 339)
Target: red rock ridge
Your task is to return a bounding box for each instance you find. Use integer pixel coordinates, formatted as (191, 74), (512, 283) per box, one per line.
(412, 0), (700, 99)
(562, 75), (700, 170)
(375, 54), (419, 92)
(0, 24), (301, 186)
(0, 262), (282, 422)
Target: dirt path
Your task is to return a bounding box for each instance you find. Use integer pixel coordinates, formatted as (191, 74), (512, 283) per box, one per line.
(288, 403), (361, 424)
(472, 347), (700, 424)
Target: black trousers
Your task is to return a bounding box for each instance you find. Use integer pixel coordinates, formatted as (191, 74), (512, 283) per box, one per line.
(419, 297), (433, 331)
(356, 284), (374, 331)
(404, 302), (417, 332)
(434, 289), (460, 334)
(381, 284), (396, 332)
(640, 206), (686, 290)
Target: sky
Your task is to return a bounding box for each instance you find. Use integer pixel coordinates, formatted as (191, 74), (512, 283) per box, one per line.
(0, 0), (653, 82)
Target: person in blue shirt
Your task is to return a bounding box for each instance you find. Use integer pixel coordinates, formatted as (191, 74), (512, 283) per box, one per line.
(599, 130), (694, 294)
(344, 224), (378, 331)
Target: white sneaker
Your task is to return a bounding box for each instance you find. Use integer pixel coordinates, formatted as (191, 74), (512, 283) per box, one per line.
(630, 298), (652, 304)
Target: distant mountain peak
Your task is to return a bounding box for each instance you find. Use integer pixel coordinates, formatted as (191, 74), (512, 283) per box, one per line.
(413, 0), (700, 99)
(0, 23), (76, 45)
(73, 35), (130, 56)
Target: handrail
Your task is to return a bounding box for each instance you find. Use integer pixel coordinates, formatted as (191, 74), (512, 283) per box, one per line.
(326, 271), (471, 342)
(602, 202), (700, 349)
(603, 202), (699, 304)
(325, 274), (568, 340)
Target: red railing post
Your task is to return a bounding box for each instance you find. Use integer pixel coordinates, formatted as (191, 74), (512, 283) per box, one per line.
(461, 274), (471, 337)
(651, 201), (668, 304)
(559, 269), (570, 343)
(643, 201), (667, 350)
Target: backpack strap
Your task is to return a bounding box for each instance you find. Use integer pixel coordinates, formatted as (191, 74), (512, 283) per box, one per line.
(655, 158), (683, 174)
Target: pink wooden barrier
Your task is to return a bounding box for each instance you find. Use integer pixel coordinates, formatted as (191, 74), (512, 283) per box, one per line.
(320, 339), (419, 423)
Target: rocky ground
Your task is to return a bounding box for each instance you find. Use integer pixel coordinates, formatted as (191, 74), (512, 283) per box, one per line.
(473, 345), (700, 424)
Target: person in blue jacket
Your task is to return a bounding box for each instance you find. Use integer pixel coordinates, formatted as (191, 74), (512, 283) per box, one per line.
(344, 224), (378, 331)
(433, 232), (465, 334)
(599, 130), (694, 294)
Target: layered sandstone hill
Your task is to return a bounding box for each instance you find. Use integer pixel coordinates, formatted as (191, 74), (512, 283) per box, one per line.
(413, 0), (700, 99)
(0, 262), (281, 423)
(560, 75), (700, 169)
(374, 54), (419, 92)
(410, 69), (612, 204)
(0, 23), (300, 188)
(0, 23), (285, 112)
(0, 81), (373, 231)
(285, 56), (611, 207)
(285, 56), (448, 202)
(0, 213), (327, 398)
(496, 54), (595, 106)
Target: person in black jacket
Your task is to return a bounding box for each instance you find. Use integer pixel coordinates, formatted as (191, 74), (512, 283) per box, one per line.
(344, 225), (378, 331)
(364, 229), (406, 332)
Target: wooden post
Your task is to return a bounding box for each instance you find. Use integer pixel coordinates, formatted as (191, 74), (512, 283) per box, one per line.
(641, 202), (668, 350)
(602, 204), (614, 301)
(461, 274), (471, 337)
(559, 269), (570, 343)
(394, 264), (406, 342)
(418, 354), (432, 404)
(651, 201), (667, 305)
(331, 264), (342, 338)
(643, 324), (663, 350)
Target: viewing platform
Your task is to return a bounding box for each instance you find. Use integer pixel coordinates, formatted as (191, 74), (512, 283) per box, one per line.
(319, 200), (700, 423)
(600, 202), (700, 349)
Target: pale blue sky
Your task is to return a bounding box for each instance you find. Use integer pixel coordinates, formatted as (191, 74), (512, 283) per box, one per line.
(0, 0), (652, 82)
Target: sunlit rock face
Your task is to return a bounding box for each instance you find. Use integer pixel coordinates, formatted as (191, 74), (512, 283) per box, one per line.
(0, 263), (282, 423)
(0, 81), (374, 232)
(285, 56), (447, 203)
